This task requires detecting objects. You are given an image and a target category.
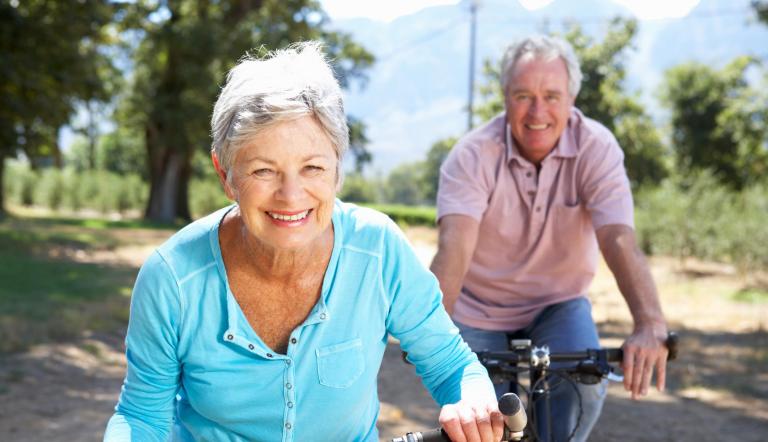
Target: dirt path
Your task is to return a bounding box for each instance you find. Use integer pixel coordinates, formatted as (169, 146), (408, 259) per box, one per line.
(1, 226), (766, 441)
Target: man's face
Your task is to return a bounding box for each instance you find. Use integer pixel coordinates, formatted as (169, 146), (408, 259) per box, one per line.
(505, 55), (575, 164)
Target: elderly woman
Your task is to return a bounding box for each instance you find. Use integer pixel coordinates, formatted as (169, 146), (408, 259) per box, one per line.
(104, 42), (502, 442)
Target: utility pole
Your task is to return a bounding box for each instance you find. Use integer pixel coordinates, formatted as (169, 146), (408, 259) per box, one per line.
(467, 0), (479, 131)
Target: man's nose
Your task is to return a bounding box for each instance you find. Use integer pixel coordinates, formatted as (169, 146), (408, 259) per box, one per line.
(527, 98), (545, 117)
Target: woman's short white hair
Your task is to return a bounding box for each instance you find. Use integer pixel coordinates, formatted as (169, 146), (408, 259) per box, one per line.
(501, 35), (583, 97)
(211, 41), (348, 181)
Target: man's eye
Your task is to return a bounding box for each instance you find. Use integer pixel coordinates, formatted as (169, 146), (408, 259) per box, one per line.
(546, 95), (559, 102)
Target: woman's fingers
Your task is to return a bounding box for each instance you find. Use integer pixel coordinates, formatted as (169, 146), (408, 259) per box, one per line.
(439, 400), (504, 442)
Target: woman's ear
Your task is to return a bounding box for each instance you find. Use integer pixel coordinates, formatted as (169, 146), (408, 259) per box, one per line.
(211, 152), (236, 201)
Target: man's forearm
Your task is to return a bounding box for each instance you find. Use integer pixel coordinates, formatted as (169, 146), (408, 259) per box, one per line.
(598, 225), (666, 331)
(430, 250), (467, 315)
(430, 215), (480, 316)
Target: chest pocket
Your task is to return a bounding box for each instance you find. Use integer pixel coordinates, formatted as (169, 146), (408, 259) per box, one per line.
(316, 337), (365, 388)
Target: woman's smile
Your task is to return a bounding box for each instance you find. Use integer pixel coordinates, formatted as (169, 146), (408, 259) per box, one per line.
(266, 208), (313, 226)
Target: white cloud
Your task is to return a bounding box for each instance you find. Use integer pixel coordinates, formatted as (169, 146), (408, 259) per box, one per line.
(517, 0), (555, 10)
(612, 0), (700, 20)
(321, 0), (460, 22)
(321, 0), (702, 21)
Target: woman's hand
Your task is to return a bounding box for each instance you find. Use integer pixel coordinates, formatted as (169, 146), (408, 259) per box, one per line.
(438, 396), (505, 442)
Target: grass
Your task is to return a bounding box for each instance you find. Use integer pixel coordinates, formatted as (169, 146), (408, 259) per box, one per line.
(0, 213), (174, 353)
(731, 287), (768, 304)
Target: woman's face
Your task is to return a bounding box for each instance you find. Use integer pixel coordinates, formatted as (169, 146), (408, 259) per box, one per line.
(217, 115), (339, 251)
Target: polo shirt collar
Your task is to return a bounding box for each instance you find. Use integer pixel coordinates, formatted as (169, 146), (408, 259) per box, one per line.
(504, 108), (579, 165)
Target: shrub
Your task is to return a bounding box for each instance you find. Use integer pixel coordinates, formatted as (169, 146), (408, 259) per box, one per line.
(190, 177), (230, 218)
(363, 203), (436, 227)
(635, 172), (768, 273)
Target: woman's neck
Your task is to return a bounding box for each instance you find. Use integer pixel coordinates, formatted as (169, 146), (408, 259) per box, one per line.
(219, 211), (333, 283)
(244, 227), (333, 281)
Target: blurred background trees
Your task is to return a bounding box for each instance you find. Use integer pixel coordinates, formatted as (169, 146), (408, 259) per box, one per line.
(1, 0), (373, 221)
(2, 1), (767, 272)
(0, 0), (119, 218)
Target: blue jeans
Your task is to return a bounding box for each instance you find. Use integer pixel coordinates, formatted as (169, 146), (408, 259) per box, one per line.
(456, 297), (607, 442)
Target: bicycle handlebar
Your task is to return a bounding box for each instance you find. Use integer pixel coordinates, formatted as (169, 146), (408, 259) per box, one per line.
(476, 332), (679, 365)
(391, 393), (526, 442)
(391, 428), (449, 442)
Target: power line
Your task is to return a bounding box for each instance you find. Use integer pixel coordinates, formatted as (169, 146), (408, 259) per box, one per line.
(374, 17), (467, 63)
(481, 7), (757, 25)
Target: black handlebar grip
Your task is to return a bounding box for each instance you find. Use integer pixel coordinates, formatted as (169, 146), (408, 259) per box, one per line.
(666, 331), (679, 361)
(604, 348), (623, 362)
(391, 428), (450, 442)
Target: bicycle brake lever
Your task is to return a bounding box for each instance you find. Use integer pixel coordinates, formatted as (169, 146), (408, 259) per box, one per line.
(606, 372), (624, 383)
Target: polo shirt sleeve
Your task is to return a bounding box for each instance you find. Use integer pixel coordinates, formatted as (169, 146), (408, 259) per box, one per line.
(436, 137), (495, 223)
(580, 132), (635, 230)
(380, 220), (495, 406)
(104, 251), (182, 442)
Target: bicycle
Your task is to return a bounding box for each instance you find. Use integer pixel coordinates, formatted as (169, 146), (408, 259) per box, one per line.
(391, 391), (528, 442)
(392, 332), (678, 442)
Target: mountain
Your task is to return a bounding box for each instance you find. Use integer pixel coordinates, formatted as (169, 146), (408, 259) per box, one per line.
(329, 0), (768, 173)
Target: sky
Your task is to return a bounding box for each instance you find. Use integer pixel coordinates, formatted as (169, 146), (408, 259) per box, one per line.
(320, 0), (703, 21)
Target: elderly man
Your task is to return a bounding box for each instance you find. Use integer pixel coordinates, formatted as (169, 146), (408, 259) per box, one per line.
(430, 35), (669, 441)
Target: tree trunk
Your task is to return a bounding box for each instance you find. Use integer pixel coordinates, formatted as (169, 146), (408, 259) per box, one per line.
(0, 155), (6, 219)
(144, 124), (192, 223)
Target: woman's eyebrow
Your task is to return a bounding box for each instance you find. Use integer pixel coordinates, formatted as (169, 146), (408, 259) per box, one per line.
(241, 154), (275, 164)
(302, 153), (333, 162)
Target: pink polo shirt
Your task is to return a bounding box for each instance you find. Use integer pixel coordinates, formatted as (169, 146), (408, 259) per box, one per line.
(437, 108), (634, 331)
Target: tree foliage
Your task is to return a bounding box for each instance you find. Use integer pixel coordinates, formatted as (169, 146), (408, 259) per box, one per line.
(0, 0), (119, 216)
(385, 163), (426, 206)
(422, 137), (457, 202)
(754, 0), (768, 24)
(474, 18), (667, 188)
(660, 57), (768, 189)
(117, 0), (374, 222)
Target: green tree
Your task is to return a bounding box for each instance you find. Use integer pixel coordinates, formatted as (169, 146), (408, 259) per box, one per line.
(119, 0), (373, 222)
(338, 172), (379, 203)
(0, 0), (118, 217)
(754, 0), (768, 23)
(474, 18), (667, 188)
(421, 137), (457, 203)
(660, 57), (768, 189)
(348, 116), (372, 173)
(385, 163), (426, 206)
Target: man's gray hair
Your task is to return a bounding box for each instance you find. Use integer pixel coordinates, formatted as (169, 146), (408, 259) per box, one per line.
(211, 41), (348, 181)
(501, 35), (583, 97)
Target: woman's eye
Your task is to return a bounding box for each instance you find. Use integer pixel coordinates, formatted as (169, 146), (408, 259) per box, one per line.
(304, 165), (325, 174)
(252, 168), (274, 177)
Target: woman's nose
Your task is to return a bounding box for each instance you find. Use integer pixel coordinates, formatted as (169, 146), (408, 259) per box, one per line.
(275, 173), (304, 201)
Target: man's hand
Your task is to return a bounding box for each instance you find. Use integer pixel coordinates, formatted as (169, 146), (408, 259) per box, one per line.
(597, 224), (669, 400)
(439, 396), (505, 442)
(621, 324), (668, 399)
